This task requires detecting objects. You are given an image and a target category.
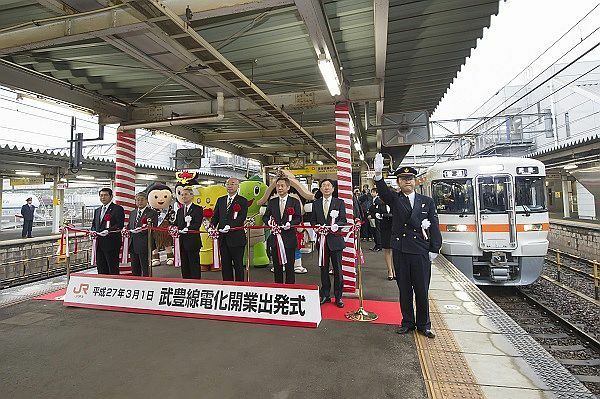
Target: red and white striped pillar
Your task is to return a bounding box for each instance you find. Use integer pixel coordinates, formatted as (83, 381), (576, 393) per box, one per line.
(335, 102), (357, 293)
(114, 128), (137, 216)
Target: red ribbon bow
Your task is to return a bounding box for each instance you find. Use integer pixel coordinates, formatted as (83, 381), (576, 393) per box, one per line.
(103, 214), (111, 222)
(232, 203), (241, 212)
(168, 225), (179, 238)
(207, 226), (220, 240)
(203, 208), (214, 219)
(121, 229), (131, 239)
(141, 216), (148, 225)
(286, 207), (295, 215)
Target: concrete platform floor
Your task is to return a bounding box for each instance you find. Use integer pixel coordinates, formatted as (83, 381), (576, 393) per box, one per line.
(0, 250), (426, 399)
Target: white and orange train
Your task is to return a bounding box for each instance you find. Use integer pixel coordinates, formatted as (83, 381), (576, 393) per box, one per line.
(418, 157), (548, 285)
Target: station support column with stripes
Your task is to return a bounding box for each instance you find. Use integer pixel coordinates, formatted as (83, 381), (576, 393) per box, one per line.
(335, 103), (357, 293)
(114, 128), (136, 268)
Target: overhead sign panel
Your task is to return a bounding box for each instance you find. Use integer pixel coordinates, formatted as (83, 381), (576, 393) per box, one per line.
(381, 111), (430, 146)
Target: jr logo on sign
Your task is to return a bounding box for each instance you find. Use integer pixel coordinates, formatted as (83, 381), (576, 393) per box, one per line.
(72, 284), (89, 297)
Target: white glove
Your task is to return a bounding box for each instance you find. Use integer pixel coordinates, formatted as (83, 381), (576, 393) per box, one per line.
(375, 213), (382, 220)
(330, 223), (339, 232)
(180, 227), (189, 234)
(374, 153), (384, 179)
(221, 224), (231, 233)
(259, 206), (267, 216)
(98, 230), (109, 237)
(429, 252), (439, 261)
(421, 219), (431, 229)
(282, 222), (291, 230)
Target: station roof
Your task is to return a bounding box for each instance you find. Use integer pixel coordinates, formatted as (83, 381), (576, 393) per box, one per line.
(0, 0), (499, 166)
(0, 144), (230, 183)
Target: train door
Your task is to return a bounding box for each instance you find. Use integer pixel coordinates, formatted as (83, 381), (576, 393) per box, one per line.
(475, 175), (517, 251)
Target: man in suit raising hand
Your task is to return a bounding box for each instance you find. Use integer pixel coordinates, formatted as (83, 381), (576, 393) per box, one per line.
(211, 178), (249, 281)
(262, 177), (302, 284)
(91, 188), (125, 275)
(176, 186), (203, 279)
(310, 179), (347, 308)
(128, 191), (158, 277)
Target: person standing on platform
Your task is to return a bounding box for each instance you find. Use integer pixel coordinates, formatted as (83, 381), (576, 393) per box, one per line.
(128, 192), (158, 277)
(369, 188), (383, 252)
(20, 197), (36, 238)
(359, 186), (373, 241)
(262, 177), (302, 284)
(211, 177), (249, 281)
(176, 186), (203, 279)
(381, 187), (395, 281)
(373, 154), (442, 338)
(91, 188), (125, 275)
(310, 179), (347, 308)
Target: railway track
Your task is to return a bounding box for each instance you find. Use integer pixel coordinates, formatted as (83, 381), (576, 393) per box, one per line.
(486, 287), (600, 394)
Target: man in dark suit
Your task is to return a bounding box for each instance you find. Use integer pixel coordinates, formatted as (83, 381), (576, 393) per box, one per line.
(211, 177), (249, 281)
(128, 192), (158, 277)
(369, 188), (384, 251)
(176, 186), (203, 279)
(373, 154), (442, 338)
(20, 197), (36, 238)
(310, 179), (347, 308)
(91, 187), (125, 275)
(262, 177), (302, 284)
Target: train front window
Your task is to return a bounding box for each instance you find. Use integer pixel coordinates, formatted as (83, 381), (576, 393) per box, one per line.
(516, 176), (546, 212)
(432, 179), (474, 214)
(477, 176), (510, 213)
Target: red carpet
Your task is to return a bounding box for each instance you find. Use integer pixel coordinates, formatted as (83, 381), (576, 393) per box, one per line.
(35, 290), (401, 325)
(34, 289), (66, 301)
(321, 298), (402, 325)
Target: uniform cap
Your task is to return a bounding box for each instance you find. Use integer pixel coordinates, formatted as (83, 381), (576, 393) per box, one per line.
(394, 166), (418, 177)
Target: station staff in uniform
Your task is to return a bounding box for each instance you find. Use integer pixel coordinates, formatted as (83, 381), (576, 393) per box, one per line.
(211, 177), (249, 281)
(128, 192), (158, 277)
(176, 186), (203, 279)
(262, 177), (302, 284)
(310, 179), (347, 308)
(373, 154), (442, 338)
(91, 188), (125, 275)
(20, 197), (36, 238)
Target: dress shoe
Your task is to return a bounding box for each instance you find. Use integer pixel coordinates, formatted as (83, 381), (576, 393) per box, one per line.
(395, 326), (415, 334)
(335, 299), (344, 308)
(370, 246), (377, 251)
(376, 247), (382, 252)
(417, 329), (435, 339)
(387, 276), (394, 281)
(320, 297), (331, 305)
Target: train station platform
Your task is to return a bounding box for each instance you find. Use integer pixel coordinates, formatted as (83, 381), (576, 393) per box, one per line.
(0, 252), (593, 398)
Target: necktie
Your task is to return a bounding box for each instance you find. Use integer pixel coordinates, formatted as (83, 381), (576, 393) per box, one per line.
(280, 198), (286, 218)
(135, 209), (142, 226)
(404, 195), (412, 210)
(323, 198), (330, 216)
(100, 205), (106, 221)
(227, 197), (233, 211)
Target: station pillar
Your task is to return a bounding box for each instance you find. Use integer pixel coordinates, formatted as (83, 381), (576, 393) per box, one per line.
(114, 128), (136, 221)
(52, 169), (64, 233)
(561, 175), (571, 218)
(335, 102), (357, 293)
(0, 176), (3, 231)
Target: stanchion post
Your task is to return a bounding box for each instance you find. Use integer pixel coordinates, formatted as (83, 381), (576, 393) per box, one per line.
(345, 223), (378, 322)
(593, 260), (598, 301)
(245, 225), (251, 282)
(556, 249), (561, 282)
(65, 228), (71, 283)
(147, 220), (153, 278)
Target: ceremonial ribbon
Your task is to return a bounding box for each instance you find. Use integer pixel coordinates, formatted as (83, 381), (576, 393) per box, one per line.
(168, 226), (181, 267)
(315, 225), (330, 267)
(56, 227), (65, 256)
(90, 231), (98, 266)
(268, 217), (287, 265)
(73, 236), (78, 255)
(121, 228), (131, 264)
(207, 226), (221, 270)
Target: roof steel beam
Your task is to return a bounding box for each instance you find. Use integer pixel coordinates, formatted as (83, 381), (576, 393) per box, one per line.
(294, 0), (346, 98)
(123, 0), (335, 161)
(374, 0), (388, 151)
(200, 126), (334, 142)
(0, 58), (128, 119)
(0, 0), (294, 55)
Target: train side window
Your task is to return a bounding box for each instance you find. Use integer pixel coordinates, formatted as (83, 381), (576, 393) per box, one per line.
(516, 177), (546, 212)
(432, 179), (474, 214)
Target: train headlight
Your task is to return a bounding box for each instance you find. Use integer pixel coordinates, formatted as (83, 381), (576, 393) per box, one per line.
(523, 224), (543, 231)
(446, 224), (469, 232)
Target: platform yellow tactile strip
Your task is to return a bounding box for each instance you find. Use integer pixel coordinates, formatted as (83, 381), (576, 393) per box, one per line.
(415, 301), (486, 399)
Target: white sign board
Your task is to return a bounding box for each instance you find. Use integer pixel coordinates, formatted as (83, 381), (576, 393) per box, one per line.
(64, 274), (322, 328)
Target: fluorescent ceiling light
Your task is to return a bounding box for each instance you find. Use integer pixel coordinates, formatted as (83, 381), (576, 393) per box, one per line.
(137, 174), (158, 180)
(15, 170), (40, 176)
(317, 54), (341, 96)
(359, 152), (365, 161)
(353, 142), (362, 151)
(204, 180), (215, 185)
(76, 175), (95, 180)
(315, 160), (324, 165)
(563, 163), (578, 170)
(349, 117), (356, 135)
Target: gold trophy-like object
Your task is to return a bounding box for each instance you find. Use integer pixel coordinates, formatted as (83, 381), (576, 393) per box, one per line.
(345, 226), (378, 322)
